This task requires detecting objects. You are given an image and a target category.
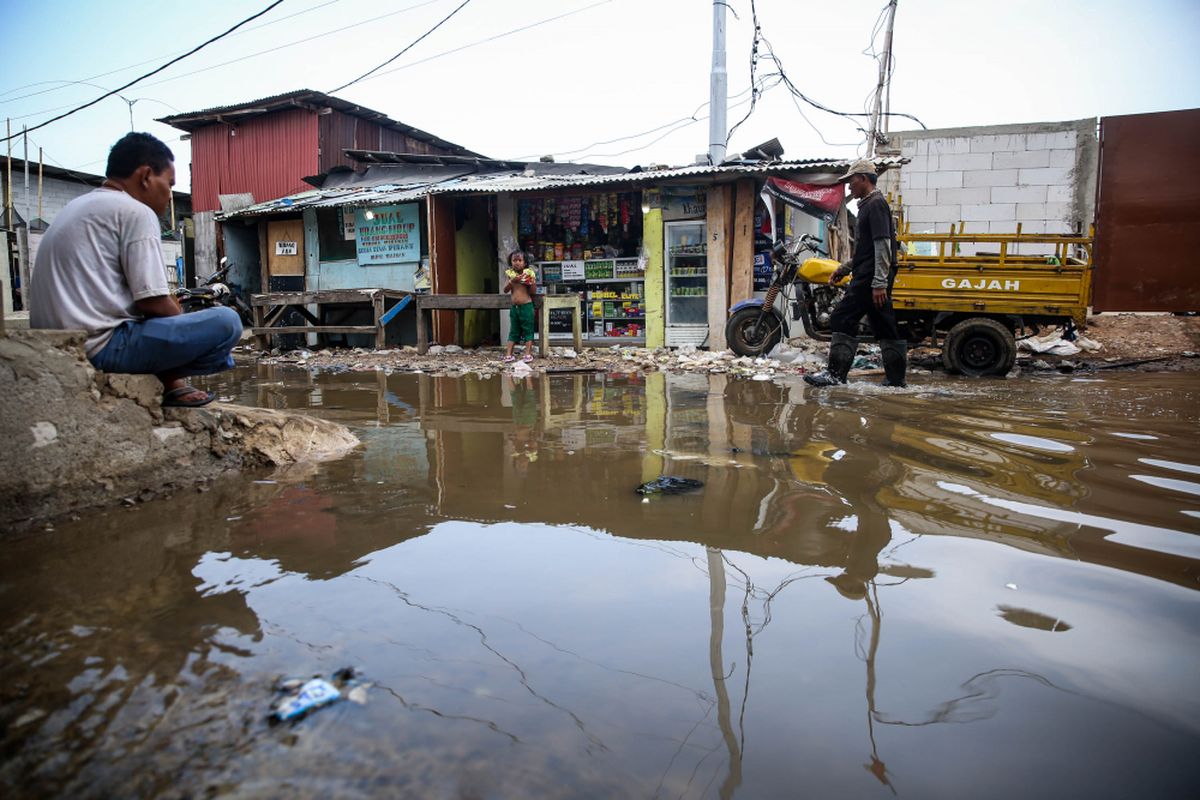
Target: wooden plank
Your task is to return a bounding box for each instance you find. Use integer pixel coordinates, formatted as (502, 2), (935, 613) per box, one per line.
(730, 178), (755, 306)
(251, 290), (376, 306)
(706, 184), (732, 350)
(267, 219), (305, 276)
(416, 294), (512, 310)
(252, 326), (376, 334)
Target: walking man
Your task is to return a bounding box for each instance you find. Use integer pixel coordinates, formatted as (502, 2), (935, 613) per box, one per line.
(805, 158), (907, 388)
(30, 132), (241, 407)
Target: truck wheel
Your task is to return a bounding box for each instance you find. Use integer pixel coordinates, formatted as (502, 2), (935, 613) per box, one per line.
(942, 318), (1017, 376)
(727, 307), (783, 356)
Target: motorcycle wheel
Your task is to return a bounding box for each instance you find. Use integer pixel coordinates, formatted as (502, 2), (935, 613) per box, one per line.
(727, 307), (783, 357)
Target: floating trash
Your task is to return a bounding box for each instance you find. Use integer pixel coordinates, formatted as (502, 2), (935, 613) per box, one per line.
(269, 667), (365, 724)
(635, 476), (704, 496)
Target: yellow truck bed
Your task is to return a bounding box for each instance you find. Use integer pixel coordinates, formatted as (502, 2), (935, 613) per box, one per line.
(893, 227), (1093, 327)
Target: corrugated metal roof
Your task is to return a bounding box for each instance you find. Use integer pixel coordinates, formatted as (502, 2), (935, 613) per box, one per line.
(157, 89), (480, 156)
(219, 157), (905, 219)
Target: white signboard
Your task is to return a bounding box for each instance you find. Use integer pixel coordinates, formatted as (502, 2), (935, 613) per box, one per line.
(341, 208), (357, 241)
(561, 259), (585, 281)
(275, 240), (298, 256)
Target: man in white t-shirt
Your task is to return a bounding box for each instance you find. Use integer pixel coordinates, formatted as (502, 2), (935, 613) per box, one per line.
(30, 133), (240, 407)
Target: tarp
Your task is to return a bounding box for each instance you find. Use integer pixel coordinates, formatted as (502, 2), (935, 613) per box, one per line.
(762, 177), (844, 222)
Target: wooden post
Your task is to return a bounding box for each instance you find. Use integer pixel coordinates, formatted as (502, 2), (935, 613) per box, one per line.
(416, 298), (429, 354)
(373, 290), (386, 349)
(729, 178), (755, 304)
(706, 184), (732, 350)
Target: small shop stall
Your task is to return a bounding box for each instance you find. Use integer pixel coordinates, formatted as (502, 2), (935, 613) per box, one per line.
(516, 191), (646, 344)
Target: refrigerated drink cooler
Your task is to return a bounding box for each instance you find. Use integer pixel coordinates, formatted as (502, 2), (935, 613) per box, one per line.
(664, 221), (708, 347)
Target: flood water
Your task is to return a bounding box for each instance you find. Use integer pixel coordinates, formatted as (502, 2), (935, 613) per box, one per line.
(2, 365), (1198, 799)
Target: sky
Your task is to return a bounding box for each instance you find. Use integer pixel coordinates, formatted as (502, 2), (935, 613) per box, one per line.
(3, 0), (1199, 194)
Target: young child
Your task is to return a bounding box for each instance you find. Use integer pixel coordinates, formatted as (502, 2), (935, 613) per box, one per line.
(503, 250), (537, 363)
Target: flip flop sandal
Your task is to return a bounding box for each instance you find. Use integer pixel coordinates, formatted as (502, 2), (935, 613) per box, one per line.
(162, 385), (216, 408)
(502, 355), (516, 363)
(522, 354), (534, 363)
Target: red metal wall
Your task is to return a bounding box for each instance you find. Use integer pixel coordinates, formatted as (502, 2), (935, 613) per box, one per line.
(1092, 108), (1200, 312)
(318, 112), (445, 173)
(189, 108), (319, 212)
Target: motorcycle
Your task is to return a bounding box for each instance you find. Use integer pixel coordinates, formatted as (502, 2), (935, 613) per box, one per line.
(176, 257), (253, 326)
(725, 233), (849, 357)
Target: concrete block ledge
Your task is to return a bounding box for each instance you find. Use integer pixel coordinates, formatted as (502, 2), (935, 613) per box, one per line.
(0, 329), (359, 533)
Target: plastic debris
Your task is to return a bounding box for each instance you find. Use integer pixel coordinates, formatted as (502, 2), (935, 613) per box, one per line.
(1019, 335), (1081, 356)
(1005, 583), (1018, 590)
(270, 667), (364, 723)
(635, 476), (704, 496)
(270, 678), (340, 723)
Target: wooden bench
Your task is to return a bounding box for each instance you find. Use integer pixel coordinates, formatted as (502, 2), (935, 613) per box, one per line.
(415, 293), (582, 356)
(250, 289), (412, 350)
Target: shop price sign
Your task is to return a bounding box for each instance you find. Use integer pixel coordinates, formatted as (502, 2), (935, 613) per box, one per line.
(275, 240), (298, 256)
(561, 259), (585, 281)
(355, 203), (421, 266)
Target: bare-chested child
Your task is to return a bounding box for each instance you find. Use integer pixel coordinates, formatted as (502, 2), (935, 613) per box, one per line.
(502, 251), (537, 363)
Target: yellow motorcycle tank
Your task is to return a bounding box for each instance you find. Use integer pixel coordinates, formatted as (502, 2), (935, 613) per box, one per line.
(797, 257), (847, 285)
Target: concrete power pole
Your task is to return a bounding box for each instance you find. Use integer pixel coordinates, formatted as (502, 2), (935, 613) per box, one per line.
(708, 0), (728, 165)
(866, 0), (898, 158)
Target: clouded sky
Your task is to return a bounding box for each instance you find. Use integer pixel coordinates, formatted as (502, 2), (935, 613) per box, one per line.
(3, 0), (1198, 192)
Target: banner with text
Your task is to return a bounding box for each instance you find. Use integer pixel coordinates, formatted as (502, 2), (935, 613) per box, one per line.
(355, 204), (420, 266)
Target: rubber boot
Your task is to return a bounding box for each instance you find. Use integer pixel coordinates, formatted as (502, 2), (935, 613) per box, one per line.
(805, 333), (856, 387)
(881, 339), (908, 387)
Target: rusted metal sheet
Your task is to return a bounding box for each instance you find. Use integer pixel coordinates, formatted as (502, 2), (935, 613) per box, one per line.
(319, 112), (449, 174)
(1093, 108), (1200, 312)
(221, 158), (904, 219)
(189, 109), (318, 212)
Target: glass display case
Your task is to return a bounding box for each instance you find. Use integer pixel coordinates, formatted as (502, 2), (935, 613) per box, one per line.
(665, 221), (708, 346)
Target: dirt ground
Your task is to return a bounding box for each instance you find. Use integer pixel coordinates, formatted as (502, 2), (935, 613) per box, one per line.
(248, 313), (1200, 378)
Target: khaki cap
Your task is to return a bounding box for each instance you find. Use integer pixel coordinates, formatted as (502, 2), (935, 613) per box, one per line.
(836, 158), (878, 182)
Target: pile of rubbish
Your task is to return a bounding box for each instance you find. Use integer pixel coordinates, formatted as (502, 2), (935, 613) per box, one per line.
(246, 338), (842, 380)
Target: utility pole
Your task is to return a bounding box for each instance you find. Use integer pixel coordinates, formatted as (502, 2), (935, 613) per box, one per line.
(17, 125), (30, 310)
(708, 0), (728, 165)
(22, 126), (29, 227)
(5, 118), (11, 230)
(866, 0), (898, 158)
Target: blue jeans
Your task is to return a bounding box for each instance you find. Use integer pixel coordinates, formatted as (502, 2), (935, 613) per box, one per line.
(90, 307), (242, 377)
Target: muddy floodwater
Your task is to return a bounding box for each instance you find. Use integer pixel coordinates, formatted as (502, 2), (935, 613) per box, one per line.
(2, 366), (1199, 799)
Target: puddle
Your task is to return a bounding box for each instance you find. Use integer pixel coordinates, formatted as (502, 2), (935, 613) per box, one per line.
(1, 366), (1198, 798)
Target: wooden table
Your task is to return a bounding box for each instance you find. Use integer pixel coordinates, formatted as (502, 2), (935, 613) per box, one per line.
(250, 289), (412, 350)
(414, 293), (582, 356)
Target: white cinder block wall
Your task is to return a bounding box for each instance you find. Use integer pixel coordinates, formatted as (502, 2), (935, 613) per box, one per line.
(878, 119), (1098, 255)
(1, 174), (95, 227)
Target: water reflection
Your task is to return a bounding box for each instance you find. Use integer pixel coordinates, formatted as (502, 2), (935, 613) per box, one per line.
(2, 367), (1198, 797)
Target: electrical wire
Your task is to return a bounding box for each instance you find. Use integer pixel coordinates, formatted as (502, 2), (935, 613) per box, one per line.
(6, 1), (443, 123)
(723, 0), (926, 154)
(0, 0), (345, 104)
(329, 0), (476, 93)
(724, 0), (764, 146)
(345, 0), (613, 86)
(575, 77), (780, 160)
(0, 0), (287, 143)
(515, 76), (768, 161)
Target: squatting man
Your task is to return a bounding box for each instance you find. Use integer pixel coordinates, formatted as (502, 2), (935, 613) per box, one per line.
(805, 158), (907, 388)
(31, 132), (241, 407)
